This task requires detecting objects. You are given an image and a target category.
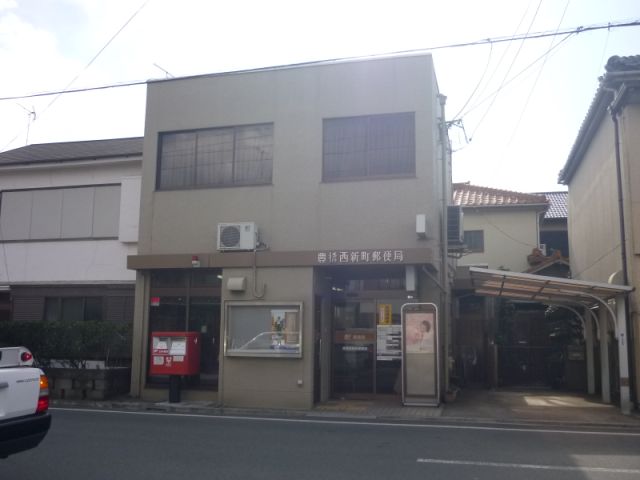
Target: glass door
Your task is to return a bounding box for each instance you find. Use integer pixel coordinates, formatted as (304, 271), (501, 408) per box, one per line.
(331, 301), (376, 395)
(331, 298), (404, 397)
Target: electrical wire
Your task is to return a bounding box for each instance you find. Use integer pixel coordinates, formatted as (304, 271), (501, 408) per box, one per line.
(469, 0), (544, 141)
(42, 0), (151, 116)
(505, 0), (571, 149)
(451, 43), (494, 122)
(596, 23), (612, 77)
(456, 0), (535, 121)
(0, 19), (637, 105)
(479, 209), (541, 249)
(458, 32), (575, 119)
(1, 0), (151, 152)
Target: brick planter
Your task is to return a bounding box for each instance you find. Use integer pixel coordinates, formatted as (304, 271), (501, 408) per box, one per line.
(46, 367), (131, 400)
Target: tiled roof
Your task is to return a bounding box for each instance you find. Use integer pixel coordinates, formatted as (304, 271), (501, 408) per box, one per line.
(536, 191), (568, 219)
(0, 137), (143, 166)
(452, 182), (548, 208)
(559, 54), (640, 184)
(605, 55), (640, 72)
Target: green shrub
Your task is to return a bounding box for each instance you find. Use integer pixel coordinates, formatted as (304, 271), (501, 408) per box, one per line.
(0, 320), (132, 368)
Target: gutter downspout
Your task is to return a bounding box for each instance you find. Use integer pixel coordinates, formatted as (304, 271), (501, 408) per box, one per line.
(607, 85), (638, 409)
(438, 93), (450, 396)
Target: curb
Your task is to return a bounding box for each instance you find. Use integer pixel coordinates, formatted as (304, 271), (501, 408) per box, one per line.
(50, 399), (640, 430)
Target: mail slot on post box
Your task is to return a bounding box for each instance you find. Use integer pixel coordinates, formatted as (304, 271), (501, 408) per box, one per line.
(150, 332), (201, 376)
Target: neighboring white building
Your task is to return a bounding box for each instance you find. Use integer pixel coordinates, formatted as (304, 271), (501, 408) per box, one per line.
(0, 138), (142, 324)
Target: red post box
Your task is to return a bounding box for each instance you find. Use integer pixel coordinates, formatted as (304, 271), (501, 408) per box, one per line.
(149, 332), (201, 376)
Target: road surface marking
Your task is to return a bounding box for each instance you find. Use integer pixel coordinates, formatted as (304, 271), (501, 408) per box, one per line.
(416, 458), (640, 475)
(51, 407), (640, 437)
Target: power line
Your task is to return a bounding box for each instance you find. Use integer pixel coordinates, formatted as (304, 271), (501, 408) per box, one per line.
(468, 0), (545, 140)
(458, 32), (575, 120)
(1, 0), (151, 152)
(504, 0), (572, 148)
(0, 19), (637, 104)
(41, 0), (151, 116)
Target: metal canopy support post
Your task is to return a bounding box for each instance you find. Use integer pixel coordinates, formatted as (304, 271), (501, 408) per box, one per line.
(616, 295), (632, 414)
(598, 308), (611, 404)
(550, 304), (595, 395)
(584, 309), (596, 395)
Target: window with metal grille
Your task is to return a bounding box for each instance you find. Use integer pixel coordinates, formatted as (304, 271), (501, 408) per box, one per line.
(323, 112), (415, 181)
(464, 230), (485, 253)
(157, 124), (273, 190)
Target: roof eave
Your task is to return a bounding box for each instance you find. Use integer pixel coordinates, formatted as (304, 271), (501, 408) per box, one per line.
(558, 87), (612, 185)
(559, 69), (640, 185)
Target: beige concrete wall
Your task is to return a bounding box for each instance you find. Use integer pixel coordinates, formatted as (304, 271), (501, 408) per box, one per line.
(139, 55), (442, 257)
(567, 102), (640, 403)
(459, 208), (541, 272)
(567, 119), (621, 282)
(219, 267), (314, 409)
(620, 103), (640, 403)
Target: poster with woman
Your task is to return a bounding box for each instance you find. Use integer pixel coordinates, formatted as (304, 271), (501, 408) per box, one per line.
(405, 312), (434, 354)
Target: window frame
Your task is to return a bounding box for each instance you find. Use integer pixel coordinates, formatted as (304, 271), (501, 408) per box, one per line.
(224, 301), (303, 358)
(322, 112), (416, 182)
(44, 296), (103, 322)
(464, 230), (485, 253)
(156, 123), (274, 191)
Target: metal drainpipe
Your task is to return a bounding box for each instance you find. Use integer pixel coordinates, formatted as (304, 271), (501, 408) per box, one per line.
(609, 96), (638, 408)
(438, 93), (450, 395)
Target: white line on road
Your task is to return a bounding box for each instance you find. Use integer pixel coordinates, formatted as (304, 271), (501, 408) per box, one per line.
(416, 458), (640, 475)
(50, 407), (640, 437)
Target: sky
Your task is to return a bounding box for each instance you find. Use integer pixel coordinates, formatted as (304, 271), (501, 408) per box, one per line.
(0, 0), (639, 193)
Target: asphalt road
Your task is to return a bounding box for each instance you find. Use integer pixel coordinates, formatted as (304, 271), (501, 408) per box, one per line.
(3, 408), (640, 480)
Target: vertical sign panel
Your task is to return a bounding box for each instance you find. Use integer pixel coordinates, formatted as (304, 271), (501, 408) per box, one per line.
(402, 303), (439, 406)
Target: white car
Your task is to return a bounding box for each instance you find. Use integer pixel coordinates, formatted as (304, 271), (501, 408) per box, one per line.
(0, 347), (52, 459)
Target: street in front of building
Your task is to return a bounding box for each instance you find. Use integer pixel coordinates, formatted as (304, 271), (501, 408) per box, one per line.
(3, 408), (640, 480)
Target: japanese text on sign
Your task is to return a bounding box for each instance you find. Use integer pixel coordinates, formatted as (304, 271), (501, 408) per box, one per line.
(316, 250), (404, 265)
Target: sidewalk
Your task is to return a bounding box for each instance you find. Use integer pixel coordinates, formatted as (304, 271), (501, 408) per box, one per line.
(51, 388), (640, 429)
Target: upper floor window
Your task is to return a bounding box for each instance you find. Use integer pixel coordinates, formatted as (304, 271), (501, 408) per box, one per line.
(0, 185), (120, 241)
(464, 230), (485, 253)
(323, 112), (415, 181)
(157, 123), (273, 190)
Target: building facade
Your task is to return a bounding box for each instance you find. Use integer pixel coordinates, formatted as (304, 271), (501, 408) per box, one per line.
(450, 183), (575, 389)
(128, 54), (453, 409)
(559, 55), (640, 409)
(453, 183), (549, 272)
(0, 138), (142, 327)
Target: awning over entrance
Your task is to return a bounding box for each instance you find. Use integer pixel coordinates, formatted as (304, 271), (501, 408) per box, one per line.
(468, 267), (635, 414)
(469, 267), (633, 305)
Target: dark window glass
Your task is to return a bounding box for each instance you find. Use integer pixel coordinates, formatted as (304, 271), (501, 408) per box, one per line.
(44, 298), (60, 322)
(44, 297), (103, 321)
(150, 270), (187, 288)
(323, 113), (415, 181)
(84, 297), (103, 322)
(464, 230), (485, 253)
(191, 270), (222, 288)
(158, 124), (273, 190)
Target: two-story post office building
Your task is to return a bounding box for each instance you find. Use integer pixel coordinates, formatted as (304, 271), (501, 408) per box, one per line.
(128, 53), (454, 409)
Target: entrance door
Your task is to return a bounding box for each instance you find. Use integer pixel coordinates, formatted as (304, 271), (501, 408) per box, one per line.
(331, 299), (403, 397)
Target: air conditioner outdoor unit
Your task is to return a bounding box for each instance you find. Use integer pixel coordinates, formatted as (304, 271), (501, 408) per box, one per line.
(217, 222), (258, 251)
(447, 206), (464, 245)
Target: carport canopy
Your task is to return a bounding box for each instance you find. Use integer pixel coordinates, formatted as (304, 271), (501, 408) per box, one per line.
(468, 266), (635, 414)
(468, 267), (633, 305)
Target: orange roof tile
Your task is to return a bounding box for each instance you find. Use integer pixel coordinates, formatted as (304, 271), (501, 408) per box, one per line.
(453, 182), (548, 208)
